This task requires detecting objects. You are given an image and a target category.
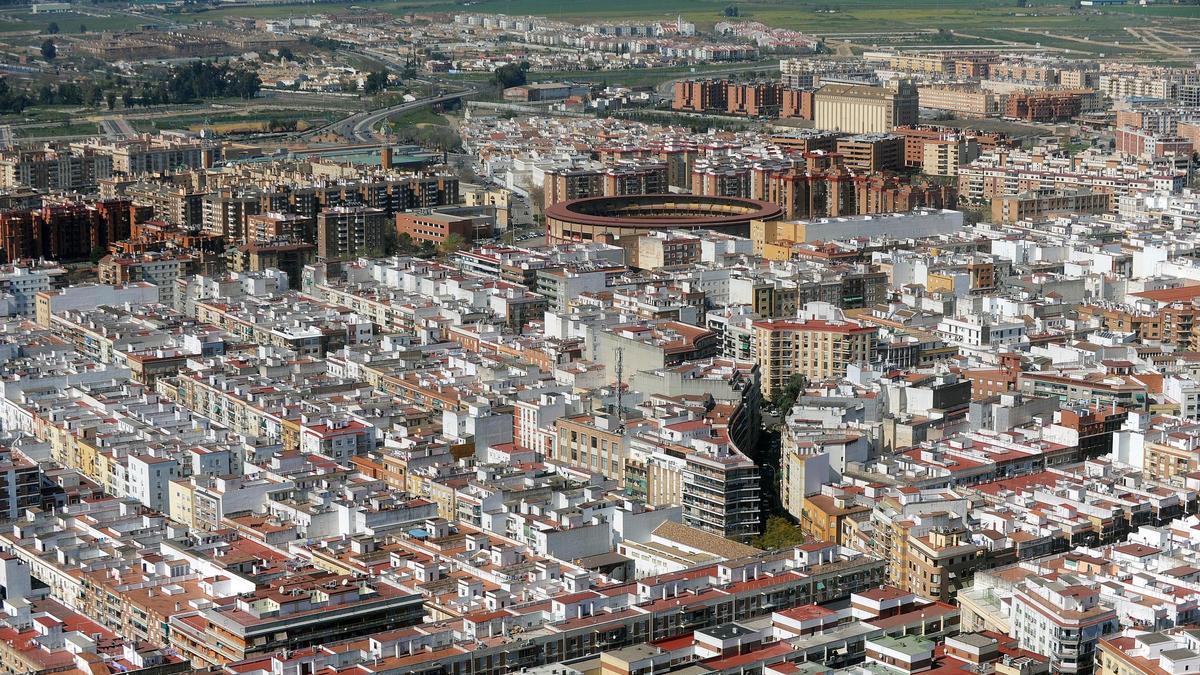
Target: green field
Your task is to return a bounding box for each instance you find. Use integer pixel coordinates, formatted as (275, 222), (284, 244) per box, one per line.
(966, 28), (1147, 55)
(389, 107), (448, 127)
(129, 108), (343, 134)
(144, 0), (1200, 59)
(1, 0), (1197, 60)
(358, 0), (1200, 32)
(0, 10), (155, 34)
(36, 0), (1194, 32)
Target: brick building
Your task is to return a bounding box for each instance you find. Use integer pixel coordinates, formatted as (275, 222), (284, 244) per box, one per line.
(836, 134), (904, 172)
(1003, 91), (1085, 122)
(394, 206), (496, 246)
(0, 199), (133, 262)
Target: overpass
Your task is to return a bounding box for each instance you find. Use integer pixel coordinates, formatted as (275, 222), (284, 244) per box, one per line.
(302, 87), (479, 143)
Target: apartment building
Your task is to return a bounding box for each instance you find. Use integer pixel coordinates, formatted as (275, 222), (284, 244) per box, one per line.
(0, 145), (113, 191)
(752, 310), (878, 395)
(545, 166), (605, 207)
(991, 189), (1111, 223)
(1011, 576), (1119, 675)
(554, 413), (631, 483)
(244, 211), (315, 244)
(836, 133), (904, 173)
(168, 574), (424, 666)
(918, 85), (997, 117)
(923, 137), (979, 177)
(202, 190), (262, 239)
(317, 206), (388, 261)
(604, 162), (669, 197)
(97, 251), (198, 306)
(395, 205), (496, 246)
(1003, 91), (1086, 122)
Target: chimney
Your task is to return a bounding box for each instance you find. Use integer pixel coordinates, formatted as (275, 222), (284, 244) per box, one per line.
(381, 145), (393, 170)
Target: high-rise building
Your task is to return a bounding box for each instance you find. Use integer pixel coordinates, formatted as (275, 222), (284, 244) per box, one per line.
(203, 191), (262, 240)
(1003, 91), (1086, 122)
(672, 79), (728, 113)
(317, 206), (388, 261)
(544, 167), (604, 208)
(1011, 576), (1119, 675)
(244, 212), (316, 244)
(0, 146), (112, 192)
(752, 308), (877, 395)
(836, 133), (904, 172)
(0, 199), (132, 263)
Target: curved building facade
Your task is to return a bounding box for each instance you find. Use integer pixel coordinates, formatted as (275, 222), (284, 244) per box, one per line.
(545, 194), (783, 244)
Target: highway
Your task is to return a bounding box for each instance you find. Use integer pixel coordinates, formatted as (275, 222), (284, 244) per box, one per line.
(304, 87), (478, 142)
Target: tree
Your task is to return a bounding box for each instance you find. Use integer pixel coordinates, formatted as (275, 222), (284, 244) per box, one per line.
(40, 39), (56, 61)
(363, 70), (389, 95)
(492, 62), (528, 89)
(0, 78), (29, 115)
(79, 24), (86, 33)
(266, 117), (296, 132)
(395, 232), (414, 253)
(438, 233), (466, 255)
(106, 91), (116, 110)
(723, 5), (739, 17)
(230, 69), (261, 100)
(528, 185), (545, 220)
(121, 88), (133, 108)
(277, 46), (295, 62)
(770, 374), (806, 414)
(962, 206), (987, 226)
(752, 517), (804, 551)
(46, 22), (59, 34)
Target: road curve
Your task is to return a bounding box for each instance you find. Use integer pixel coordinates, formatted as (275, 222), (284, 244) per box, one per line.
(304, 88), (479, 143)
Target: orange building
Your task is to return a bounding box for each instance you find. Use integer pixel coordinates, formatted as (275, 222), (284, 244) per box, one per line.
(672, 79), (728, 113)
(395, 206), (495, 246)
(1003, 90), (1085, 122)
(781, 88), (815, 119)
(726, 82), (783, 117)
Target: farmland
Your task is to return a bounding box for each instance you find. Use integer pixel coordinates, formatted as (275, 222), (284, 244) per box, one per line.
(2, 0), (1197, 60)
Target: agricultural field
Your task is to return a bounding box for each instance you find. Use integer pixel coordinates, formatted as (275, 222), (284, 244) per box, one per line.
(125, 0), (1200, 60)
(0, 9), (154, 34)
(3, 0), (1195, 61)
(377, 0), (1200, 31)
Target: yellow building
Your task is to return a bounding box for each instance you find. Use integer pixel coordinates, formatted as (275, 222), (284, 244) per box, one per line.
(1144, 441), (1197, 484)
(751, 219), (805, 255)
(170, 480), (197, 528)
(554, 413), (630, 483)
(922, 138), (979, 177)
(889, 54), (953, 75)
(752, 317), (878, 395)
(813, 80), (919, 134)
(800, 493), (869, 546)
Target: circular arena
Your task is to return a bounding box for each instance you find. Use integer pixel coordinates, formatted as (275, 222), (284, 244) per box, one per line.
(545, 194), (784, 244)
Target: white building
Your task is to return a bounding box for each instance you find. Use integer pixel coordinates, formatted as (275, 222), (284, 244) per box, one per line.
(935, 316), (1026, 347)
(126, 454), (179, 513)
(1011, 576), (1119, 675)
(0, 264), (63, 317)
